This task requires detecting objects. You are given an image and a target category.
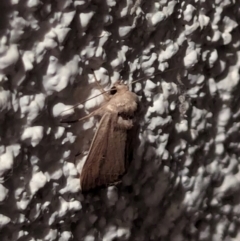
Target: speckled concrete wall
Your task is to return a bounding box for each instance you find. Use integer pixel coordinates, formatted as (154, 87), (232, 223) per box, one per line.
(0, 0), (240, 240)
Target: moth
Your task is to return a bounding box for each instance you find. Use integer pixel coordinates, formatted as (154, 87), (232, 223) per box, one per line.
(62, 73), (139, 192)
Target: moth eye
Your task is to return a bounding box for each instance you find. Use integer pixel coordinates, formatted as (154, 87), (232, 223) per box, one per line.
(110, 87), (117, 95)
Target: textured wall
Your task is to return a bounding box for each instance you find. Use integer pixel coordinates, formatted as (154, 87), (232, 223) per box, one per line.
(0, 0), (240, 240)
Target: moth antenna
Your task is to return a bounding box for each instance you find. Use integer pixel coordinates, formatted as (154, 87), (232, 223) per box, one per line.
(61, 66), (180, 113)
(130, 66), (181, 85)
(60, 89), (112, 114)
(61, 70), (114, 114)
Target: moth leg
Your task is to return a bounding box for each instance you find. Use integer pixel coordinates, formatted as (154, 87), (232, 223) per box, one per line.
(117, 117), (133, 129)
(75, 152), (81, 157)
(92, 71), (111, 101)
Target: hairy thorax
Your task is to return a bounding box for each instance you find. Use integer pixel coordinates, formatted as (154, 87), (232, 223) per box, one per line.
(106, 88), (138, 115)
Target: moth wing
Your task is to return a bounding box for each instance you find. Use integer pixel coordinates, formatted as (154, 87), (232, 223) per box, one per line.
(80, 113), (111, 191)
(96, 117), (127, 187)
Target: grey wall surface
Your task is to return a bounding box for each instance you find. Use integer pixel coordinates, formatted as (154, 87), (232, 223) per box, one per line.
(0, 0), (240, 240)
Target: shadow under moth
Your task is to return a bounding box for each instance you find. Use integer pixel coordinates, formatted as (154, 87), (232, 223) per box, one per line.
(62, 73), (139, 192)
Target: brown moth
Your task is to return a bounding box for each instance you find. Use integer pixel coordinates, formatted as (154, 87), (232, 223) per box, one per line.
(81, 81), (138, 191)
(63, 74), (139, 192)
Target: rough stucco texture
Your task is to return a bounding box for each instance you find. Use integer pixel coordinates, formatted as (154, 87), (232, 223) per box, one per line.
(0, 0), (240, 240)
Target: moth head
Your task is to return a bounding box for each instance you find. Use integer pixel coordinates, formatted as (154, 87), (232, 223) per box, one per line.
(110, 81), (129, 95)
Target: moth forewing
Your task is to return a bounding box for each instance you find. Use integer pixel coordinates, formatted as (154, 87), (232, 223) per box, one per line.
(79, 82), (139, 192)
